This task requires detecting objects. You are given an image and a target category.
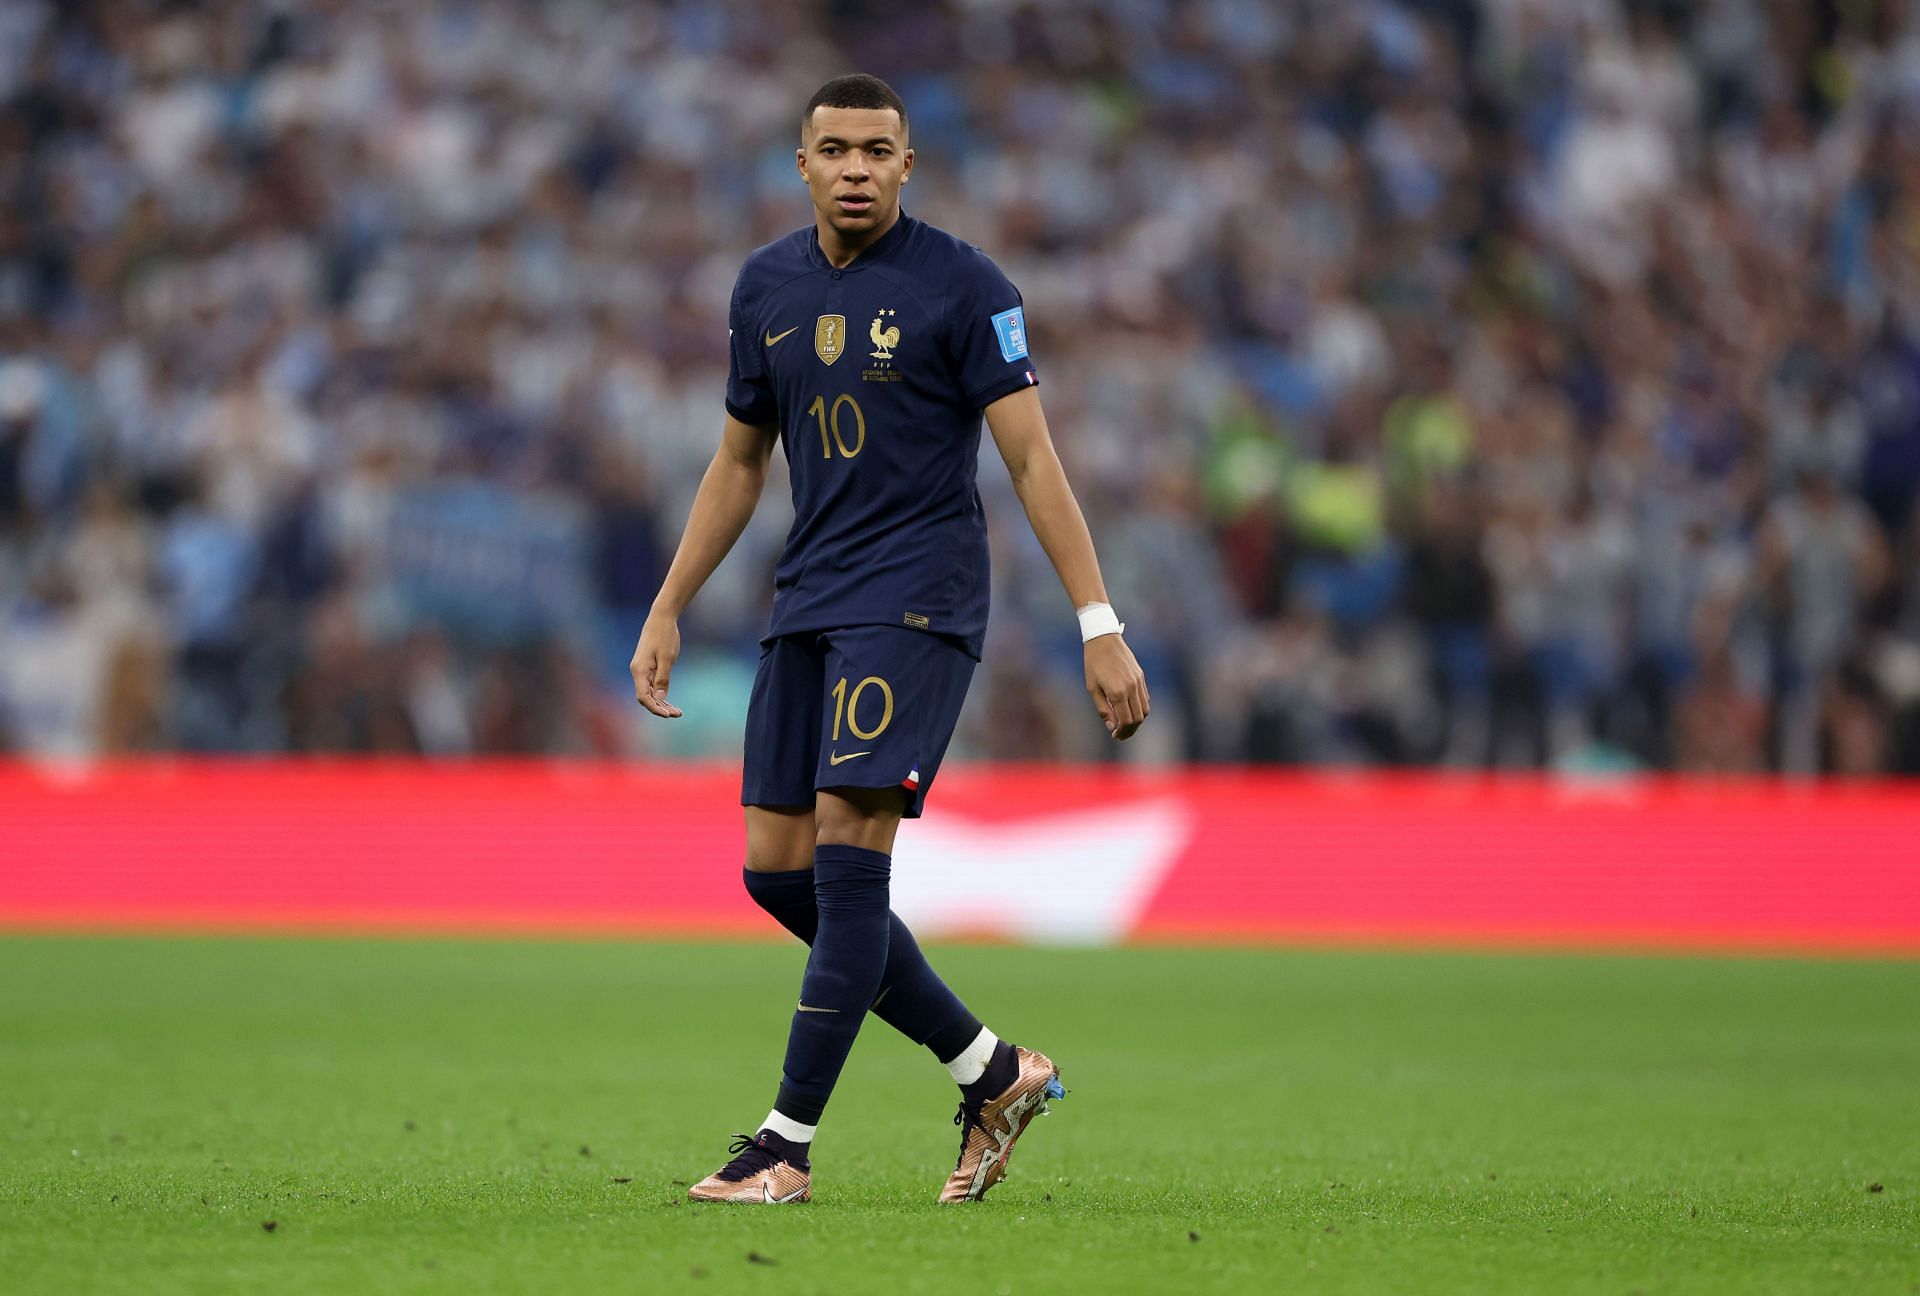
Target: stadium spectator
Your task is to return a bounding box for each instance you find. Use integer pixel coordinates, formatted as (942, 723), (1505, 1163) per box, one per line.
(1, 0), (1917, 773)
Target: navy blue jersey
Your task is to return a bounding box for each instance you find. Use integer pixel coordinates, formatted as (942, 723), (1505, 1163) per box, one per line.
(725, 213), (1037, 658)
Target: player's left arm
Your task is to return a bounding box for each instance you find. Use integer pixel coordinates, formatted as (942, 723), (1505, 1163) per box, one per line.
(985, 386), (1150, 740)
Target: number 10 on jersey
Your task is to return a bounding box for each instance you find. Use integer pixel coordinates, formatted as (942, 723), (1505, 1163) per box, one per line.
(808, 394), (866, 459)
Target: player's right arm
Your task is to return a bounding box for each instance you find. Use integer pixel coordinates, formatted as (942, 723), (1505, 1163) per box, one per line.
(630, 413), (778, 717)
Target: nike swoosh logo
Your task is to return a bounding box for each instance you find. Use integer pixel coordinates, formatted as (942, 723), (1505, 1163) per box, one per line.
(763, 1180), (807, 1203)
(764, 326), (798, 347)
(796, 1003), (840, 1014)
(828, 750), (871, 766)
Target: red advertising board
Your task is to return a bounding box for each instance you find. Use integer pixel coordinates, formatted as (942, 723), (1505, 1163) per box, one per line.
(2, 762), (1917, 953)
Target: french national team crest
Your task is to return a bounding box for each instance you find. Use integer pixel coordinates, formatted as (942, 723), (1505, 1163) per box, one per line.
(869, 309), (900, 360)
(815, 315), (846, 365)
(863, 308), (905, 383)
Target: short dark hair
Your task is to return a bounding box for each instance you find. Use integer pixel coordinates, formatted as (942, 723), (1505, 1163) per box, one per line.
(803, 74), (907, 131)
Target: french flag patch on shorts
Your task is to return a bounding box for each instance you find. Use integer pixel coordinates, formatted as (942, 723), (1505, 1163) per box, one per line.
(902, 765), (921, 791)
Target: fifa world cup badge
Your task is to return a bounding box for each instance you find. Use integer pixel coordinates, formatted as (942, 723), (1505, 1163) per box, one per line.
(815, 315), (846, 365)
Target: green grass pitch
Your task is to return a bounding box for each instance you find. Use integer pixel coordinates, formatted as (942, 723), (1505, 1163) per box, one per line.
(2, 936), (1915, 1293)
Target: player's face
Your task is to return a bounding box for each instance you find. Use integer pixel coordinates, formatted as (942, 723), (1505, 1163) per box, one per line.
(798, 107), (912, 241)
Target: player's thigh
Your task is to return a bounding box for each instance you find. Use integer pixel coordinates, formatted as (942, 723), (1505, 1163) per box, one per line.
(741, 634), (826, 816)
(744, 804), (815, 873)
(813, 625), (977, 821)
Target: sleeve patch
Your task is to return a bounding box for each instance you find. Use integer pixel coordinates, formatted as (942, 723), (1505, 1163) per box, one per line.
(990, 307), (1029, 362)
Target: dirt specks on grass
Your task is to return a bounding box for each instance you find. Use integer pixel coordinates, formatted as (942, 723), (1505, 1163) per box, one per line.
(261, 1220), (278, 1233)
(746, 1251), (777, 1266)
(1188, 1231), (1200, 1243)
(1868, 1182), (1885, 1193)
(610, 1177), (631, 1184)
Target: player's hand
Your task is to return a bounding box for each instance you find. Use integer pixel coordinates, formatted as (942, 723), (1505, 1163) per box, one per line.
(631, 611), (683, 718)
(1085, 634), (1149, 740)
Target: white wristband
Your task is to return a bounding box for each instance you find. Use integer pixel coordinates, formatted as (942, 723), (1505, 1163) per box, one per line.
(1077, 602), (1125, 643)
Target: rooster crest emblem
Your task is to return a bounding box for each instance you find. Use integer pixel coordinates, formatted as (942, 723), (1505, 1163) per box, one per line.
(869, 309), (901, 361)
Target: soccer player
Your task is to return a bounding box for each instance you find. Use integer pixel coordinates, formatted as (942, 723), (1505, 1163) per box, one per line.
(630, 74), (1149, 1204)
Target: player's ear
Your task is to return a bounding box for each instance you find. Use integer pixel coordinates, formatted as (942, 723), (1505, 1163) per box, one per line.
(796, 147), (808, 182)
(901, 148), (913, 183)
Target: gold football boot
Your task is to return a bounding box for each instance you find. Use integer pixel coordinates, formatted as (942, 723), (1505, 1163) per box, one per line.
(938, 1045), (1063, 1203)
(687, 1133), (812, 1204)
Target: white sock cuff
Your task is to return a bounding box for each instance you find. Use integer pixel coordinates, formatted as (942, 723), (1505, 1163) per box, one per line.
(945, 1027), (999, 1086)
(761, 1109), (817, 1144)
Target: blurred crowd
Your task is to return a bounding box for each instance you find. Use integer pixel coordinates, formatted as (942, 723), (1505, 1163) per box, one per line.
(2, 0), (1919, 774)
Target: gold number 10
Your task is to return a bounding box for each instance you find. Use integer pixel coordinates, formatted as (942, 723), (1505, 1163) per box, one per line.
(831, 675), (894, 740)
(808, 394), (866, 459)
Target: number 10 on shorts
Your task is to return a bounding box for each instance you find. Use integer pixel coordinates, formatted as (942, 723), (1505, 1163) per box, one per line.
(831, 675), (894, 740)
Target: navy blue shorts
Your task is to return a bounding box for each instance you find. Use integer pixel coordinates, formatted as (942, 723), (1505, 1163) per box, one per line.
(741, 626), (977, 819)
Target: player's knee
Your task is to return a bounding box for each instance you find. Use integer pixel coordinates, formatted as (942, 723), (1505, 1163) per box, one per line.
(744, 844), (813, 874)
(744, 806), (816, 873)
(814, 786), (905, 852)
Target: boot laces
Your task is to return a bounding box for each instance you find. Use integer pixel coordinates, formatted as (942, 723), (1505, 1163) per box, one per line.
(715, 1133), (781, 1182)
(951, 1102), (986, 1168)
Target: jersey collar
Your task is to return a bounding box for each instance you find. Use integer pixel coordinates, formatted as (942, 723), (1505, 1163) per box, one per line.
(808, 210), (914, 273)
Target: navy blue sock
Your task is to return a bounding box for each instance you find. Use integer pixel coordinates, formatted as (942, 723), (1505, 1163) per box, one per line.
(960, 1039), (1019, 1107)
(772, 845), (893, 1125)
(743, 867), (982, 1061)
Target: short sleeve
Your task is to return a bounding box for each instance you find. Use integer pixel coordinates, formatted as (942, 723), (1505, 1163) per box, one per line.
(725, 274), (779, 427)
(946, 250), (1039, 411)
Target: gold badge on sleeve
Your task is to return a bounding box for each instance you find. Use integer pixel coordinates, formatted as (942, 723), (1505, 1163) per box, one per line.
(815, 315), (846, 365)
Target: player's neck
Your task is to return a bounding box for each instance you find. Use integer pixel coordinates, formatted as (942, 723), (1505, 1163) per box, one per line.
(815, 207), (901, 269)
